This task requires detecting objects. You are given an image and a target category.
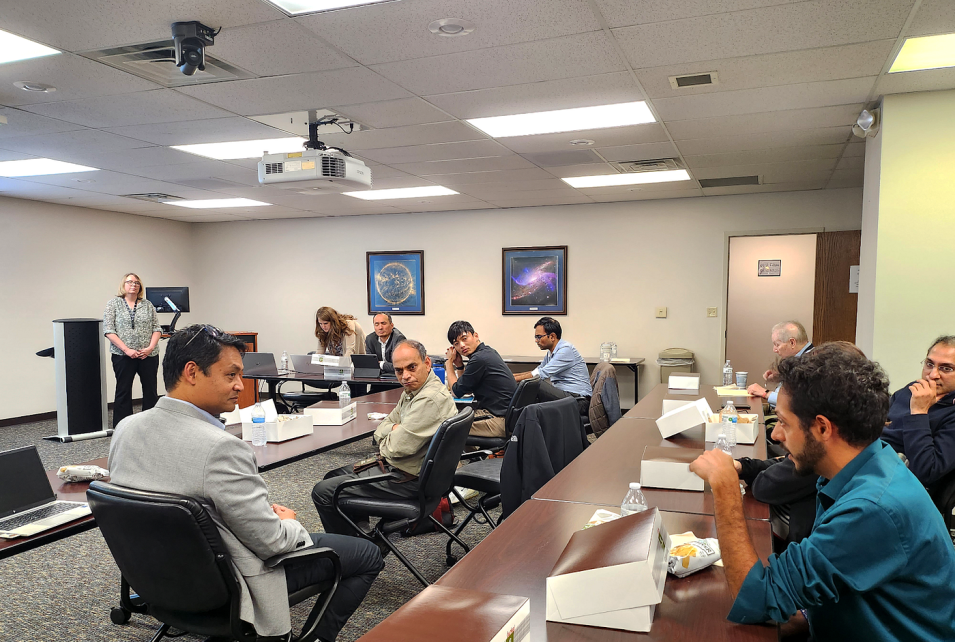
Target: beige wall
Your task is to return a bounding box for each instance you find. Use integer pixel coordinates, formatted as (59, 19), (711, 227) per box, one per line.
(726, 234), (817, 386)
(859, 89), (955, 388)
(0, 197), (194, 419)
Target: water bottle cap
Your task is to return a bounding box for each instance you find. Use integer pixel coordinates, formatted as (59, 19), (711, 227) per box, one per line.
(629, 482), (641, 490)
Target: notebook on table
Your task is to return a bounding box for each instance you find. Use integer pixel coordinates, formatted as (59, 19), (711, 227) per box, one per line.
(0, 446), (92, 538)
(351, 354), (383, 378)
(242, 352), (279, 376)
(290, 354), (324, 375)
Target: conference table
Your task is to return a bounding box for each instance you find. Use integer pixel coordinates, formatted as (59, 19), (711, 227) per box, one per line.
(626, 383), (766, 423)
(244, 371), (403, 406)
(500, 355), (645, 402)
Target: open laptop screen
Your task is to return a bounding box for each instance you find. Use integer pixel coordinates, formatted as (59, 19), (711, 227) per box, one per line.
(0, 446), (56, 519)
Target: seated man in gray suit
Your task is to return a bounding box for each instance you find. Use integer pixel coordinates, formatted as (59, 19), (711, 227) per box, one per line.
(109, 324), (383, 642)
(364, 312), (406, 374)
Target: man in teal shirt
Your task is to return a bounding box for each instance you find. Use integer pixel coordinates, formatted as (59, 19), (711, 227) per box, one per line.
(691, 342), (955, 641)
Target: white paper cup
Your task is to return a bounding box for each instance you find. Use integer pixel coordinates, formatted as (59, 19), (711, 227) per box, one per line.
(735, 372), (748, 387)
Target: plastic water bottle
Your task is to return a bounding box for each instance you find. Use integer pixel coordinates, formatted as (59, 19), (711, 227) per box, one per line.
(723, 360), (734, 386)
(338, 381), (351, 407)
(280, 350), (289, 373)
(722, 400), (738, 448)
(251, 402), (267, 447)
(620, 482), (649, 516)
(715, 432), (732, 454)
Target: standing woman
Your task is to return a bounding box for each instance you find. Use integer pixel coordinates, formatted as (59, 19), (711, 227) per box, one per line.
(315, 307), (366, 356)
(103, 273), (162, 428)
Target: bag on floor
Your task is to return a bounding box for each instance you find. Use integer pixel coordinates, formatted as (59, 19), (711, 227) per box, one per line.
(402, 497), (454, 536)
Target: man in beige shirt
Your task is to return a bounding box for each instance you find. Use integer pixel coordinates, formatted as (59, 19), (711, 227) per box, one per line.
(311, 339), (458, 536)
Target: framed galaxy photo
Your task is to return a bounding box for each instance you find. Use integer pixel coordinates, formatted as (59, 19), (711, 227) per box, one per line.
(502, 246), (567, 315)
(367, 251), (425, 315)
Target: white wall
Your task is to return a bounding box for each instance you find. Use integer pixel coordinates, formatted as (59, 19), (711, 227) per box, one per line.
(0, 197), (195, 419)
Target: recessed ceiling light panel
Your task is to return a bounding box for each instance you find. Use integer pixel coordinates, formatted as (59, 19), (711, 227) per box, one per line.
(0, 158), (97, 177)
(172, 137), (305, 160)
(14, 81), (56, 92)
(0, 30), (59, 65)
(263, 0), (396, 16)
(428, 18), (475, 37)
(344, 186), (458, 200)
(164, 198), (271, 209)
(562, 169), (691, 189)
(467, 101), (655, 138)
(889, 33), (955, 73)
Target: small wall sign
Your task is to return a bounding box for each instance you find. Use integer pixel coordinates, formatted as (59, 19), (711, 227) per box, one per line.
(758, 259), (781, 277)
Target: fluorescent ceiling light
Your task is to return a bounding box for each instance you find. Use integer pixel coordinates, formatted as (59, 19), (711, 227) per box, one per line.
(264, 0), (396, 16)
(0, 158), (97, 177)
(344, 186), (458, 200)
(172, 137), (305, 160)
(889, 33), (955, 73)
(467, 101), (655, 138)
(0, 29), (59, 65)
(164, 198), (271, 209)
(562, 169), (692, 189)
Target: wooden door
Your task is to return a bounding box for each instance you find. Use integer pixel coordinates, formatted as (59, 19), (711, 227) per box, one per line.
(812, 231), (861, 344)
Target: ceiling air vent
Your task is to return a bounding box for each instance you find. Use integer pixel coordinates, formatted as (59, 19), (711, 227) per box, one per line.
(698, 176), (760, 188)
(609, 158), (682, 173)
(668, 72), (719, 89)
(121, 193), (183, 203)
(80, 40), (254, 88)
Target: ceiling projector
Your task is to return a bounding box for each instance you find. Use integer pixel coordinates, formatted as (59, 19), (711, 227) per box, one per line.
(258, 148), (372, 191)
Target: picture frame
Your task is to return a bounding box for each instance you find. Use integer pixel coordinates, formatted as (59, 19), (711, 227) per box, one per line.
(502, 245), (568, 315)
(758, 259), (782, 277)
(366, 251), (425, 315)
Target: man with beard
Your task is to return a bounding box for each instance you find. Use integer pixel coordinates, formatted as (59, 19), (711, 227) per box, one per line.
(690, 342), (955, 641)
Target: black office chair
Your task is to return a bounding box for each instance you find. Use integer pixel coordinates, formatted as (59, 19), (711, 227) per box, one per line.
(87, 481), (341, 642)
(276, 353), (337, 413)
(465, 377), (541, 451)
(331, 407), (474, 587)
(930, 469), (955, 549)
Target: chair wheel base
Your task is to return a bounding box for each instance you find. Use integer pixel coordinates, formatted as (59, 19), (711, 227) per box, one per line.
(110, 606), (132, 625)
(446, 555), (457, 566)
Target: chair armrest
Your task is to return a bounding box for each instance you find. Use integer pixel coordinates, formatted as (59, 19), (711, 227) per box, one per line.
(459, 450), (492, 463)
(331, 471), (401, 538)
(265, 545), (339, 569)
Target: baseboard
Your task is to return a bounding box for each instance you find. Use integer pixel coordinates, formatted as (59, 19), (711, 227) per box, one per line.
(0, 398), (144, 428)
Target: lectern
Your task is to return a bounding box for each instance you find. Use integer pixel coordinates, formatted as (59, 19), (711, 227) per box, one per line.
(47, 318), (110, 442)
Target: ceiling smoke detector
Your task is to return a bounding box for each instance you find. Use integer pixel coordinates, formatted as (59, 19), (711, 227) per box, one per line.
(14, 81), (56, 93)
(429, 18), (475, 37)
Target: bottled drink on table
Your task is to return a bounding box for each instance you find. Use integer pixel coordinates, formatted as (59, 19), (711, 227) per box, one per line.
(715, 432), (731, 454)
(251, 402), (267, 447)
(280, 350), (289, 373)
(620, 482), (649, 516)
(338, 381), (351, 407)
(723, 360), (734, 386)
(722, 400), (738, 447)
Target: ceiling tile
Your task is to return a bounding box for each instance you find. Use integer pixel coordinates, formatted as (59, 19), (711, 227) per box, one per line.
(676, 127), (852, 155)
(0, 0), (284, 52)
(701, 180), (828, 196)
(358, 140), (512, 165)
(665, 104), (863, 140)
(543, 163), (617, 178)
(102, 117), (290, 146)
(314, 121), (486, 152)
(176, 67), (410, 115)
(0, 150), (37, 162)
(691, 158), (837, 183)
(594, 141), (682, 162)
(371, 32), (626, 95)
(453, 179), (576, 196)
(877, 67), (955, 96)
(0, 54), (159, 107)
(519, 149), (605, 168)
(14, 170), (226, 198)
(843, 141), (866, 157)
(572, 177), (701, 195)
(653, 77), (876, 121)
(425, 72), (643, 119)
(427, 167), (556, 185)
(634, 40), (895, 98)
(611, 0), (913, 69)
(836, 155), (865, 170)
(905, 0), (955, 37)
(483, 190), (593, 207)
(297, 0), (601, 65)
(581, 188), (701, 202)
(496, 123), (669, 154)
(391, 155), (537, 176)
(0, 107), (84, 140)
(827, 168), (865, 188)
(685, 144), (846, 168)
(594, 0), (796, 28)
(20, 89), (234, 128)
(74, 146), (207, 172)
(331, 98), (453, 128)
(0, 129), (152, 159)
(209, 20), (356, 76)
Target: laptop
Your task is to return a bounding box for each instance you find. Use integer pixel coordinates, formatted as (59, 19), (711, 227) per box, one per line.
(242, 352), (279, 376)
(352, 354), (382, 379)
(0, 445), (92, 538)
(290, 354), (325, 375)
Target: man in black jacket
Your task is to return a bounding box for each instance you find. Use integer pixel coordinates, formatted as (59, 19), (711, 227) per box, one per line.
(363, 312), (406, 374)
(736, 455), (817, 545)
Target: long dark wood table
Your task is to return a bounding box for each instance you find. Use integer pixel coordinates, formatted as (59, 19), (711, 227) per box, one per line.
(426, 500), (776, 642)
(501, 355), (646, 402)
(244, 371), (402, 405)
(534, 417), (769, 520)
(0, 457), (107, 560)
(626, 383), (765, 423)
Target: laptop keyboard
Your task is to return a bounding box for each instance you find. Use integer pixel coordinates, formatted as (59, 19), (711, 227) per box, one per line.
(0, 502), (86, 530)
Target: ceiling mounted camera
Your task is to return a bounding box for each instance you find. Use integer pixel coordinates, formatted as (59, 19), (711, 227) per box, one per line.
(171, 21), (217, 76)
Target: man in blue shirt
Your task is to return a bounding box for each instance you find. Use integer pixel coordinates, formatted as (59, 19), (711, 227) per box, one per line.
(514, 317), (592, 415)
(746, 320), (813, 408)
(691, 342), (955, 642)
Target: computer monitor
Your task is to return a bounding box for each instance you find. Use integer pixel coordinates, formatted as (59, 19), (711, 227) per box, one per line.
(145, 287), (190, 313)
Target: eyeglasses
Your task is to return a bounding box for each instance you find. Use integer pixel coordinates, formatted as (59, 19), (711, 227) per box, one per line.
(182, 324), (223, 349)
(922, 359), (955, 375)
(534, 334), (552, 342)
(124, 280), (141, 286)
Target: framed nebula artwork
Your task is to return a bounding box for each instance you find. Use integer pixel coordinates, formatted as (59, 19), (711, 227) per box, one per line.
(502, 246), (568, 315)
(366, 251), (425, 315)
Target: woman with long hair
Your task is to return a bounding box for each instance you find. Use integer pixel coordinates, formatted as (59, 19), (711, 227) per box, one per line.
(315, 306), (366, 356)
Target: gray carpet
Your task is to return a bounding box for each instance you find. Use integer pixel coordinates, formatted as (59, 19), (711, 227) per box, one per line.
(0, 406), (499, 642)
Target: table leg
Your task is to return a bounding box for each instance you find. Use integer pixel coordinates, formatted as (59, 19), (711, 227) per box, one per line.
(629, 364), (640, 401)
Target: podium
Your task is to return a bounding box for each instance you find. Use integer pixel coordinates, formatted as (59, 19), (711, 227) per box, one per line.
(47, 318), (110, 442)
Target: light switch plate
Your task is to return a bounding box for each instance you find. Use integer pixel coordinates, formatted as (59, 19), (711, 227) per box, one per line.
(707, 307), (718, 317)
(655, 307), (667, 318)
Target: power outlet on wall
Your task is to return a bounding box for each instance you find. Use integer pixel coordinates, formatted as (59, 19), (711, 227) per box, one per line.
(655, 307), (667, 318)
(707, 307), (718, 317)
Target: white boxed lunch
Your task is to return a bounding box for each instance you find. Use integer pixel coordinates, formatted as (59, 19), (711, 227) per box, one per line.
(661, 398), (694, 414)
(241, 414), (314, 443)
(640, 446), (704, 492)
(655, 398), (713, 439)
(705, 413), (759, 444)
(305, 401), (358, 426)
(667, 373), (700, 393)
(546, 508), (670, 633)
